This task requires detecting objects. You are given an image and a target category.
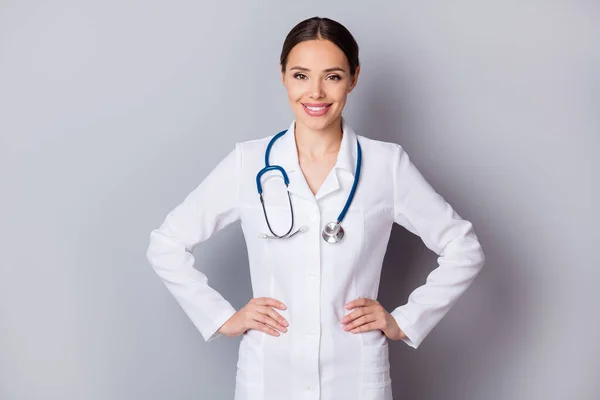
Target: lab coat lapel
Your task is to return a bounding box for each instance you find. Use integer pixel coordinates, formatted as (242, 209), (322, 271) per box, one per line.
(315, 118), (357, 201)
(286, 170), (316, 202)
(271, 118), (359, 202)
(314, 171), (340, 200)
(271, 120), (315, 202)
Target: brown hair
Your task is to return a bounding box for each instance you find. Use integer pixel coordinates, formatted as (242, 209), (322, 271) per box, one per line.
(280, 17), (360, 76)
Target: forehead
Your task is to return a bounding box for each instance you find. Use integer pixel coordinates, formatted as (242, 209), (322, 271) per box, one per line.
(287, 39), (349, 69)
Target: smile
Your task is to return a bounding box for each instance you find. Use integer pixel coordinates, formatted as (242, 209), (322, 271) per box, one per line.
(301, 103), (332, 117)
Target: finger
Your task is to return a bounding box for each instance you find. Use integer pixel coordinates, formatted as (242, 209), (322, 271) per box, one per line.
(263, 316), (288, 333)
(263, 306), (289, 328)
(345, 298), (376, 310)
(253, 309), (288, 333)
(253, 297), (287, 310)
(343, 314), (377, 331)
(252, 304), (288, 326)
(341, 304), (381, 324)
(350, 321), (380, 334)
(248, 320), (280, 336)
(340, 307), (366, 324)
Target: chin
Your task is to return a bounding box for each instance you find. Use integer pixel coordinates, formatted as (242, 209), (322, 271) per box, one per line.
(295, 108), (341, 132)
(299, 118), (332, 131)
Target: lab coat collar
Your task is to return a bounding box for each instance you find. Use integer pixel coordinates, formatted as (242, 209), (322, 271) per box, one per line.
(274, 116), (358, 178)
(270, 117), (358, 201)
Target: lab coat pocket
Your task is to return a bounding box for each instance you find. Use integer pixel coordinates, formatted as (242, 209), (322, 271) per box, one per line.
(240, 203), (294, 247)
(258, 205), (307, 286)
(361, 341), (392, 389)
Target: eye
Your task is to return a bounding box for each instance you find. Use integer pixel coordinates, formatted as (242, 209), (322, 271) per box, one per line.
(327, 74), (342, 81)
(293, 73), (307, 80)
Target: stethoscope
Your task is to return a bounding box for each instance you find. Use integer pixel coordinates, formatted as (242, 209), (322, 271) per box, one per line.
(255, 128), (362, 243)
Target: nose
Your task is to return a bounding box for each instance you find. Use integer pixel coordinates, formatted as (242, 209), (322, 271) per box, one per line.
(309, 79), (324, 99)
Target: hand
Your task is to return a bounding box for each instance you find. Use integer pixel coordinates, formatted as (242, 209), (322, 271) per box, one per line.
(340, 298), (407, 341)
(218, 297), (289, 338)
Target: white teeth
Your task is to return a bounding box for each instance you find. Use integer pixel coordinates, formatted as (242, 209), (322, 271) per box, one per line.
(305, 105), (327, 111)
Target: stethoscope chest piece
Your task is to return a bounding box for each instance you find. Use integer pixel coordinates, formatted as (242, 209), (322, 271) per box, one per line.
(322, 221), (344, 244)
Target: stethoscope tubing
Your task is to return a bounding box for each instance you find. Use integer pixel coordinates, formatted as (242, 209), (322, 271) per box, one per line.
(255, 128), (361, 242)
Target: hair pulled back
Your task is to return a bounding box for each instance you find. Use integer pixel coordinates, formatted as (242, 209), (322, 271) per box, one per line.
(280, 17), (360, 77)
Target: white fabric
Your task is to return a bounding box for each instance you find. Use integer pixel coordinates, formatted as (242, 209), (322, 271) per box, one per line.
(146, 117), (486, 400)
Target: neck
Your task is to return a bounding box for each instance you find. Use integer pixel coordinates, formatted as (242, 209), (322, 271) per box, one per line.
(294, 117), (343, 159)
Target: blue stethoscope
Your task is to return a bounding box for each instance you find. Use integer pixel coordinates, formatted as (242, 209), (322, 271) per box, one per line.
(255, 128), (362, 243)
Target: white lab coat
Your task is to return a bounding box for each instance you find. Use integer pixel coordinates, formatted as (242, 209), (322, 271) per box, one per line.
(146, 117), (485, 400)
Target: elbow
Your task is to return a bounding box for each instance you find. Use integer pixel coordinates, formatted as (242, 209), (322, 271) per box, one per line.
(476, 246), (486, 270)
(146, 228), (192, 267)
(146, 228), (162, 265)
(465, 222), (486, 270)
(448, 231), (486, 272)
(471, 238), (486, 272)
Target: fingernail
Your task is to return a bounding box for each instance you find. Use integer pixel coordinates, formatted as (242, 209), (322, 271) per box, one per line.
(281, 304), (287, 309)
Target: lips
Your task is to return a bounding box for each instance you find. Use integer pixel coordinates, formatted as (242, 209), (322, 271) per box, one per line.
(301, 103), (332, 117)
(303, 103), (331, 107)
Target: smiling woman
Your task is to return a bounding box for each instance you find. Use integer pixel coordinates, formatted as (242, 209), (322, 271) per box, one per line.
(146, 15), (486, 400)
(280, 18), (360, 139)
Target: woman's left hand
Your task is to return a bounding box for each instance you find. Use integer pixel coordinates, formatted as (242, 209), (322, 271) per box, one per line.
(340, 298), (407, 341)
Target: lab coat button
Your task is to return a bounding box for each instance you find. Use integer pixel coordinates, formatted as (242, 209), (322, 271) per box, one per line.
(306, 384), (314, 390)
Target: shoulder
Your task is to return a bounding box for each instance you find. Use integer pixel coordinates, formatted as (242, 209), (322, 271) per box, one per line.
(355, 134), (406, 162)
(235, 135), (275, 155)
(230, 135), (277, 176)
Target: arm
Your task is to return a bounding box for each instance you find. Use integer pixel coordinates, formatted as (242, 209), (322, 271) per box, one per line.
(145, 144), (242, 342)
(390, 144), (486, 349)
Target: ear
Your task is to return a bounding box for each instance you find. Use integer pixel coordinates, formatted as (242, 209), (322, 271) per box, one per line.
(348, 65), (361, 93)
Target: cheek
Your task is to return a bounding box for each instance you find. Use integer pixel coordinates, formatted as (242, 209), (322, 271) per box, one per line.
(332, 86), (350, 103)
(284, 82), (304, 101)
(318, 83), (348, 104)
(288, 89), (304, 103)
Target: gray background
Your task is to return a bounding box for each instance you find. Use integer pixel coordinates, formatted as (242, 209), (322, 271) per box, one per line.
(1, 1), (598, 399)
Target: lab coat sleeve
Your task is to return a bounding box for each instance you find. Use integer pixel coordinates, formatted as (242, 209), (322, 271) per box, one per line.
(145, 144), (242, 342)
(390, 144), (485, 349)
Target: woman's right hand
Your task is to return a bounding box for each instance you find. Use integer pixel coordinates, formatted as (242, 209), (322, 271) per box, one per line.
(218, 297), (289, 337)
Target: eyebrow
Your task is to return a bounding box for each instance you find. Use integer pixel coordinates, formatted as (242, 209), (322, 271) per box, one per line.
(289, 66), (346, 73)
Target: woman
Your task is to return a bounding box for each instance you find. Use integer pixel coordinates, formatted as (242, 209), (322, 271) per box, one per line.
(146, 16), (485, 400)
